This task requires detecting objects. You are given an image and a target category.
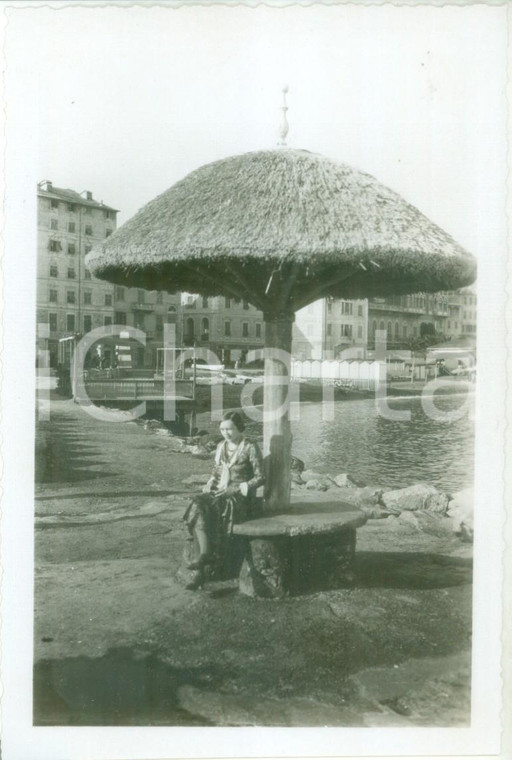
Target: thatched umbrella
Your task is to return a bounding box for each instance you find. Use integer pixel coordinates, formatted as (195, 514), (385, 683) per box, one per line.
(86, 149), (476, 510)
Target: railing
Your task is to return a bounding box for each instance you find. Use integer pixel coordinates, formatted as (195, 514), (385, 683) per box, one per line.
(82, 378), (194, 401)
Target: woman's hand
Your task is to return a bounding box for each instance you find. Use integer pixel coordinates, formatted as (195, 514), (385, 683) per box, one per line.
(202, 479), (215, 494)
(239, 482), (249, 497)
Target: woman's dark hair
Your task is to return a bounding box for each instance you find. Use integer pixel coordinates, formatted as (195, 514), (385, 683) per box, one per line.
(222, 411), (245, 432)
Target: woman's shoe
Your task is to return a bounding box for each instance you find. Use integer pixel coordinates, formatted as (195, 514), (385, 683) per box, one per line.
(185, 573), (203, 591)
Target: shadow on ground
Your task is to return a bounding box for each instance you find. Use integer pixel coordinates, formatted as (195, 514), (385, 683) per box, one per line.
(36, 415), (116, 484)
(355, 552), (472, 589)
(33, 646), (224, 726)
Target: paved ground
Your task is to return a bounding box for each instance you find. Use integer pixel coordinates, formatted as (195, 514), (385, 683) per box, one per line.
(34, 396), (473, 727)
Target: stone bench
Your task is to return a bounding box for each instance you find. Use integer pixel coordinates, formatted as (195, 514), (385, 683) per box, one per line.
(233, 492), (367, 598)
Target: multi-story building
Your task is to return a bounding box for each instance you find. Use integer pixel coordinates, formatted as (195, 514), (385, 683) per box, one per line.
(367, 292), (450, 350)
(180, 294), (265, 365)
(36, 181), (181, 369)
(36, 181), (119, 367)
(443, 287), (477, 340)
(292, 288), (473, 359)
(293, 298), (368, 360)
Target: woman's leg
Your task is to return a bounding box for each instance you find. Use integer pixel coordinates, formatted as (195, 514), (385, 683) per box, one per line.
(188, 524), (209, 566)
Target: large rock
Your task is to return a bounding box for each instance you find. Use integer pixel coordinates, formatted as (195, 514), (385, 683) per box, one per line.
(185, 444), (211, 459)
(357, 486), (385, 505)
(167, 436), (187, 453)
(359, 505), (391, 520)
(331, 473), (360, 489)
(381, 483), (449, 515)
(447, 488), (473, 541)
(143, 419), (165, 430)
(305, 479), (329, 492)
(302, 470), (335, 489)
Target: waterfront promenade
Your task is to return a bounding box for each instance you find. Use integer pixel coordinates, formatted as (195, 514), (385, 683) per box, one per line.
(34, 396), (473, 726)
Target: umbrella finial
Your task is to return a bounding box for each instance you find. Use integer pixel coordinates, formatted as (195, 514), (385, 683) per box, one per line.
(278, 85), (289, 147)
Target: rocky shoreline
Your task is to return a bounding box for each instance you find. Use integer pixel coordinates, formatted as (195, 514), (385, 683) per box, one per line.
(137, 416), (474, 544)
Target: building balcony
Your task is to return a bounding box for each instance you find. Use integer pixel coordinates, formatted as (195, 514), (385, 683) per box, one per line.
(131, 302), (154, 312)
(368, 301), (424, 314)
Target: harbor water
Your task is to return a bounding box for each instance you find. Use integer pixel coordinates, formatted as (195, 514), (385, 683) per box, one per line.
(288, 393), (474, 493)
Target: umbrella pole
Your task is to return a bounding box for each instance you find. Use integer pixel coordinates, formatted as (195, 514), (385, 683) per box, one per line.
(263, 312), (294, 512)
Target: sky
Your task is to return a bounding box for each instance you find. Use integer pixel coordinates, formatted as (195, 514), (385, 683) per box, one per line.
(6, 2), (508, 263)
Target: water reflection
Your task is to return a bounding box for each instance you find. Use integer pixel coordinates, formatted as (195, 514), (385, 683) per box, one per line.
(290, 394), (474, 492)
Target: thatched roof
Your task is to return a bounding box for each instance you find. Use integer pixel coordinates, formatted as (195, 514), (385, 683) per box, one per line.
(86, 149), (476, 311)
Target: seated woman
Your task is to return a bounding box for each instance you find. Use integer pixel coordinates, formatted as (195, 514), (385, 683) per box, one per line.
(183, 411), (264, 588)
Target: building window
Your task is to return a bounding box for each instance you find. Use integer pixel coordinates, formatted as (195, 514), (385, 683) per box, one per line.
(84, 292), (92, 305)
(68, 243), (76, 255)
(137, 289), (145, 303)
(104, 316), (112, 327)
(115, 286), (125, 301)
(68, 222), (76, 233)
(156, 315), (163, 332)
(358, 305), (363, 317)
(202, 296), (208, 308)
(403, 325), (407, 337)
(104, 210), (115, 220)
(105, 229), (112, 237)
(327, 323), (332, 336)
(49, 240), (62, 252)
(85, 224), (93, 235)
(67, 291), (76, 304)
(395, 322), (400, 337)
(67, 267), (76, 279)
(327, 301), (332, 313)
(156, 292), (163, 304)
(49, 264), (58, 277)
(49, 313), (58, 332)
(84, 269), (92, 280)
(51, 199), (59, 209)
(255, 323), (261, 338)
(49, 289), (58, 303)
(243, 300), (249, 310)
(85, 207), (92, 215)
(225, 297), (231, 308)
(242, 322), (249, 337)
(50, 218), (58, 230)
(357, 325), (363, 339)
(85, 245), (92, 254)
(225, 321), (231, 336)
(83, 315), (92, 333)
(67, 203), (76, 212)
(105, 294), (112, 306)
(66, 314), (75, 332)
(184, 316), (194, 334)
(115, 311), (127, 325)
